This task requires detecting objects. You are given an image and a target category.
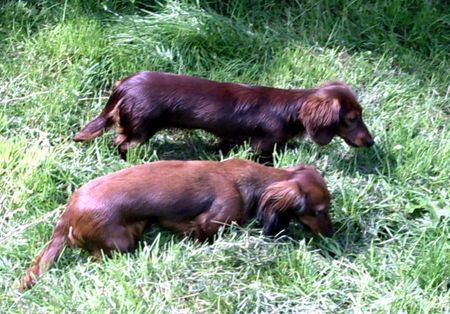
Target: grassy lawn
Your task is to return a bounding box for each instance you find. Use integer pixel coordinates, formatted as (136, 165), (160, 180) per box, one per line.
(1, 0), (449, 312)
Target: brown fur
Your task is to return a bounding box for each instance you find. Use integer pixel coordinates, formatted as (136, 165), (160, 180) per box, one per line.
(73, 72), (374, 159)
(19, 159), (332, 291)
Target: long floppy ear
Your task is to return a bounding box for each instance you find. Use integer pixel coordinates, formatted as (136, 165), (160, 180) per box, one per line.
(257, 181), (305, 236)
(287, 164), (318, 173)
(299, 91), (340, 145)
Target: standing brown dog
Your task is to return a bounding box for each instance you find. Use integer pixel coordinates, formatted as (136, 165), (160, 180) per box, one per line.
(74, 71), (374, 159)
(19, 159), (332, 291)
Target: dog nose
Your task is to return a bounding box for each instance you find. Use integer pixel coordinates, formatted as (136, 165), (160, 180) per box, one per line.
(366, 138), (375, 147)
(323, 226), (334, 237)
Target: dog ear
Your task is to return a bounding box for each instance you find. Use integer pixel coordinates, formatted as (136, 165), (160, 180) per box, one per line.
(287, 164), (319, 174)
(257, 181), (305, 236)
(299, 92), (340, 145)
(320, 81), (348, 88)
(260, 212), (290, 237)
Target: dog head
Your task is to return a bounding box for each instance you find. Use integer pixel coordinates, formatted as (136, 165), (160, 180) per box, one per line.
(258, 165), (333, 237)
(299, 82), (374, 148)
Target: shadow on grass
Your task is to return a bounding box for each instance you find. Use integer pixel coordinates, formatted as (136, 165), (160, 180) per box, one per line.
(127, 131), (266, 163)
(140, 138), (220, 161)
(283, 138), (399, 176)
(34, 213), (379, 288)
(326, 145), (399, 177)
(139, 216), (377, 261)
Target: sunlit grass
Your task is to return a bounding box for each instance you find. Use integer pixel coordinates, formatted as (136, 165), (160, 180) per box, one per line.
(0, 0), (448, 312)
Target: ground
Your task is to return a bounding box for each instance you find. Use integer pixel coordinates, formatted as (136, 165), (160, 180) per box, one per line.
(0, 0), (449, 312)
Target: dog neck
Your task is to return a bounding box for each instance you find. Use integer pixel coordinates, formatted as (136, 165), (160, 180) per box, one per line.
(225, 162), (294, 222)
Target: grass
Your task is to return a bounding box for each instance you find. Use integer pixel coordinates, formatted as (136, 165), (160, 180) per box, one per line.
(0, 0), (449, 312)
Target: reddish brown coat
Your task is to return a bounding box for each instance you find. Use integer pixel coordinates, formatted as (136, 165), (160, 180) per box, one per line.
(19, 159), (332, 291)
(74, 72), (374, 158)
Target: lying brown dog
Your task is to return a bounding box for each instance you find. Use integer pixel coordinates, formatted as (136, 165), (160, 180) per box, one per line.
(19, 159), (332, 291)
(74, 71), (374, 159)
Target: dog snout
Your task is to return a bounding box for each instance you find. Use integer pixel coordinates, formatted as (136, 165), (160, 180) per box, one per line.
(366, 138), (375, 147)
(323, 225), (334, 237)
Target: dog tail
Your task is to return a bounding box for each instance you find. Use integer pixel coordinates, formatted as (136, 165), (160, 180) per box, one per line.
(73, 80), (124, 142)
(19, 218), (69, 292)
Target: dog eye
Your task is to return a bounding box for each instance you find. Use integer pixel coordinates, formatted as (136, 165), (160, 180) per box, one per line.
(348, 116), (358, 123)
(315, 210), (325, 217)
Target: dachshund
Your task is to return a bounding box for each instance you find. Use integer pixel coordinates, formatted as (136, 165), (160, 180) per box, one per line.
(19, 159), (332, 291)
(73, 71), (374, 159)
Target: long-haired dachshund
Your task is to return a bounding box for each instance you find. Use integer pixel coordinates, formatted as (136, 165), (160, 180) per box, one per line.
(19, 159), (332, 291)
(74, 71), (374, 159)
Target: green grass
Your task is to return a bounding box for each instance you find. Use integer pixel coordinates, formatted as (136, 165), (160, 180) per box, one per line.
(1, 0), (449, 312)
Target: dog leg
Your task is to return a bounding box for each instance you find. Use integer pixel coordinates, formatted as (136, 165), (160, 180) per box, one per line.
(115, 129), (158, 160)
(217, 139), (243, 155)
(195, 196), (243, 242)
